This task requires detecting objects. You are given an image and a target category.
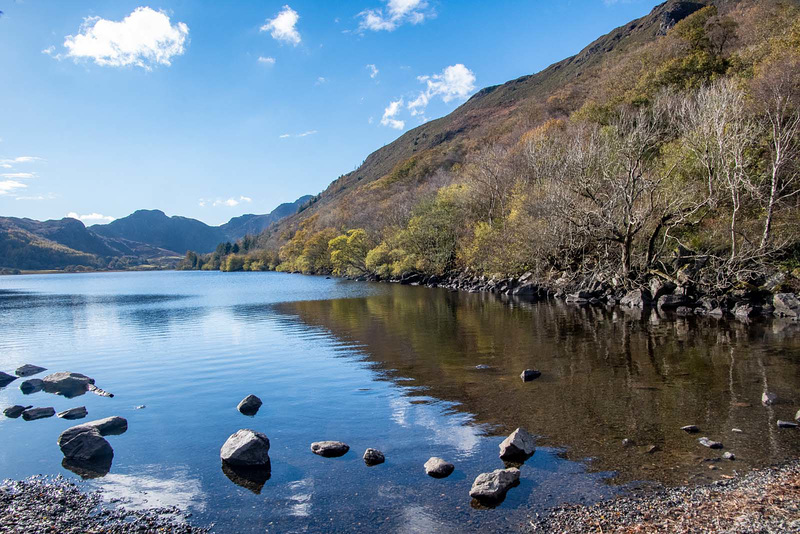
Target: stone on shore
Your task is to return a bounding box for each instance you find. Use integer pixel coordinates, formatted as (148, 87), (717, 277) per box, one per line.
(424, 457), (454, 478)
(620, 289), (652, 308)
(777, 420), (798, 429)
(795, 409), (800, 422)
(237, 395), (262, 416)
(0, 372), (17, 387)
(19, 379), (43, 394)
(762, 391), (778, 406)
(658, 294), (692, 310)
(681, 425), (700, 433)
(59, 426), (114, 462)
(363, 448), (385, 466)
(22, 407), (55, 421)
(58, 407), (88, 420)
(42, 372), (95, 398)
(698, 437), (723, 449)
(310, 441), (349, 458)
(469, 468), (521, 501)
(723, 452), (736, 460)
(520, 369), (541, 382)
(499, 427), (535, 462)
(773, 293), (800, 317)
(220, 429), (271, 467)
(3, 405), (32, 418)
(15, 364), (47, 377)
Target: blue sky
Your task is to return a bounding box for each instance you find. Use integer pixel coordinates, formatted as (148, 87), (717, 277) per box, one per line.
(0, 0), (661, 226)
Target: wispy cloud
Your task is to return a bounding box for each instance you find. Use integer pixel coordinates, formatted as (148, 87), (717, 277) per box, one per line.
(261, 5), (301, 46)
(366, 64), (379, 78)
(358, 0), (433, 32)
(66, 212), (115, 223)
(15, 193), (55, 201)
(257, 56), (276, 65)
(0, 156), (44, 169)
(381, 98), (405, 130)
(1, 172), (36, 179)
(0, 180), (27, 196)
(200, 196), (253, 208)
(45, 7), (188, 70)
(315, 76), (327, 85)
(279, 130), (318, 139)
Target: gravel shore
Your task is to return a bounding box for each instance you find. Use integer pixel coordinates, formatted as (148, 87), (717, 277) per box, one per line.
(529, 461), (800, 533)
(0, 476), (208, 533)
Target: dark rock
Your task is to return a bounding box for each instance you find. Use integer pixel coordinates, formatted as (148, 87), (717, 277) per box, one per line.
(86, 384), (114, 398)
(42, 372), (95, 398)
(695, 297), (718, 311)
(469, 468), (520, 502)
(698, 437), (723, 449)
(708, 307), (725, 318)
(58, 407), (88, 420)
(620, 289), (652, 308)
(3, 405), (32, 418)
(220, 429), (271, 466)
(777, 420), (798, 429)
(681, 425), (700, 433)
(363, 448), (385, 466)
(19, 378), (43, 394)
(221, 462), (271, 494)
(773, 293), (800, 317)
(58, 417), (128, 445)
(424, 457), (454, 478)
(723, 452), (736, 460)
(62, 455), (112, 479)
(21, 407), (55, 421)
(520, 369), (541, 382)
(310, 441), (349, 458)
(499, 427), (535, 462)
(762, 391), (778, 406)
(646, 445), (659, 454)
(649, 279), (676, 300)
(565, 291), (591, 304)
(734, 303), (760, 320)
(0, 372), (18, 387)
(622, 438), (635, 447)
(513, 282), (540, 297)
(15, 364), (47, 377)
(237, 394), (262, 416)
(59, 426), (113, 462)
(657, 294), (692, 310)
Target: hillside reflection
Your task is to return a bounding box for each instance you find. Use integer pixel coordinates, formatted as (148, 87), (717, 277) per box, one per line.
(275, 286), (800, 486)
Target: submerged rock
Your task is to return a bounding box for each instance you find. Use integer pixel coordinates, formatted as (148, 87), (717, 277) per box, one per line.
(19, 379), (44, 394)
(42, 372), (95, 398)
(520, 369), (541, 382)
(777, 420), (798, 429)
(310, 441), (349, 458)
(58, 407), (88, 420)
(0, 372), (17, 387)
(363, 448), (385, 466)
(469, 468), (521, 502)
(3, 405), (32, 418)
(698, 437), (723, 449)
(499, 427), (535, 462)
(424, 457), (454, 478)
(762, 391), (778, 406)
(15, 364), (47, 377)
(21, 407), (55, 421)
(220, 429), (271, 467)
(681, 425), (700, 433)
(237, 395), (262, 416)
(221, 462), (271, 494)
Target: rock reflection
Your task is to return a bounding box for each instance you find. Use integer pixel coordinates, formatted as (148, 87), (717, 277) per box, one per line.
(62, 456), (113, 479)
(221, 462), (271, 494)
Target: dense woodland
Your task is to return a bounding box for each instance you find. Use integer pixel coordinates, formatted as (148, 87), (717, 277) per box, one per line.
(181, 2), (800, 294)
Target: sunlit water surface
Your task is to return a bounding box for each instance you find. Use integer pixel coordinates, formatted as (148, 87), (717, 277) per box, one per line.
(1, 271), (799, 532)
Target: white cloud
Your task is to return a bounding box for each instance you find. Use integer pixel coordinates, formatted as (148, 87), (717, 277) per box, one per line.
(257, 56), (276, 65)
(15, 194), (54, 201)
(280, 130), (317, 139)
(52, 7), (188, 70)
(239, 196), (253, 203)
(205, 195), (253, 208)
(66, 212), (116, 223)
(358, 0), (432, 32)
(366, 64), (379, 78)
(316, 76), (327, 85)
(0, 156), (42, 164)
(381, 98), (405, 130)
(0, 180), (27, 196)
(408, 63), (475, 115)
(261, 5), (301, 46)
(1, 172), (36, 179)
(279, 134), (291, 139)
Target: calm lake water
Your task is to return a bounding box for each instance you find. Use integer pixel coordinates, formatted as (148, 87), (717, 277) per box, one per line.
(1, 271), (799, 532)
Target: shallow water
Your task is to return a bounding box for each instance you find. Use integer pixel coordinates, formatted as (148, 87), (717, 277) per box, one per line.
(0, 271), (798, 532)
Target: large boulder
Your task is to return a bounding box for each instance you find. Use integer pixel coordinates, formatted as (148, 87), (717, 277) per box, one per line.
(649, 279), (676, 301)
(237, 395), (263, 416)
(310, 441), (349, 458)
(21, 407), (55, 421)
(58, 417), (128, 445)
(15, 364), (47, 377)
(0, 372), (17, 387)
(3, 405), (32, 418)
(58, 426), (113, 462)
(469, 468), (521, 502)
(42, 372), (95, 398)
(499, 427), (536, 462)
(363, 448), (385, 466)
(773, 293), (800, 317)
(658, 294), (692, 310)
(221, 429), (271, 467)
(620, 289), (652, 308)
(424, 457), (454, 478)
(19, 379), (43, 394)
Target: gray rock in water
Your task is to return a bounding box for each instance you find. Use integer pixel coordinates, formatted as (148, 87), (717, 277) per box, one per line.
(0, 372), (17, 387)
(675, 306), (693, 316)
(3, 405), (32, 418)
(310, 441), (349, 458)
(520, 369), (541, 382)
(22, 407), (55, 421)
(762, 391), (778, 406)
(734, 304), (759, 320)
(15, 364), (47, 377)
(469, 468), (521, 501)
(221, 429), (271, 467)
(19, 379), (44, 394)
(658, 294), (692, 310)
(698, 437), (723, 449)
(723, 452), (736, 460)
(773, 293), (800, 317)
(620, 289), (652, 308)
(237, 395), (262, 416)
(777, 420), (798, 429)
(58, 407), (88, 420)
(135, 405), (146, 410)
(42, 372), (95, 398)
(499, 427), (535, 461)
(58, 417), (128, 445)
(681, 425), (700, 433)
(424, 457), (454, 478)
(59, 426), (113, 462)
(363, 448), (385, 466)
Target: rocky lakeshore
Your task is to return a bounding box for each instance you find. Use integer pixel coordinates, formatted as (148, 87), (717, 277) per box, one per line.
(0, 476), (208, 533)
(529, 461), (800, 533)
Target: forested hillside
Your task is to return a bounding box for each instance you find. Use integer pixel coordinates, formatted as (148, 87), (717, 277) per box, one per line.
(186, 0), (800, 294)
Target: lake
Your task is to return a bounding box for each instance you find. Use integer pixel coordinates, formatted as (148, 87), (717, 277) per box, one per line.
(1, 271), (799, 533)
